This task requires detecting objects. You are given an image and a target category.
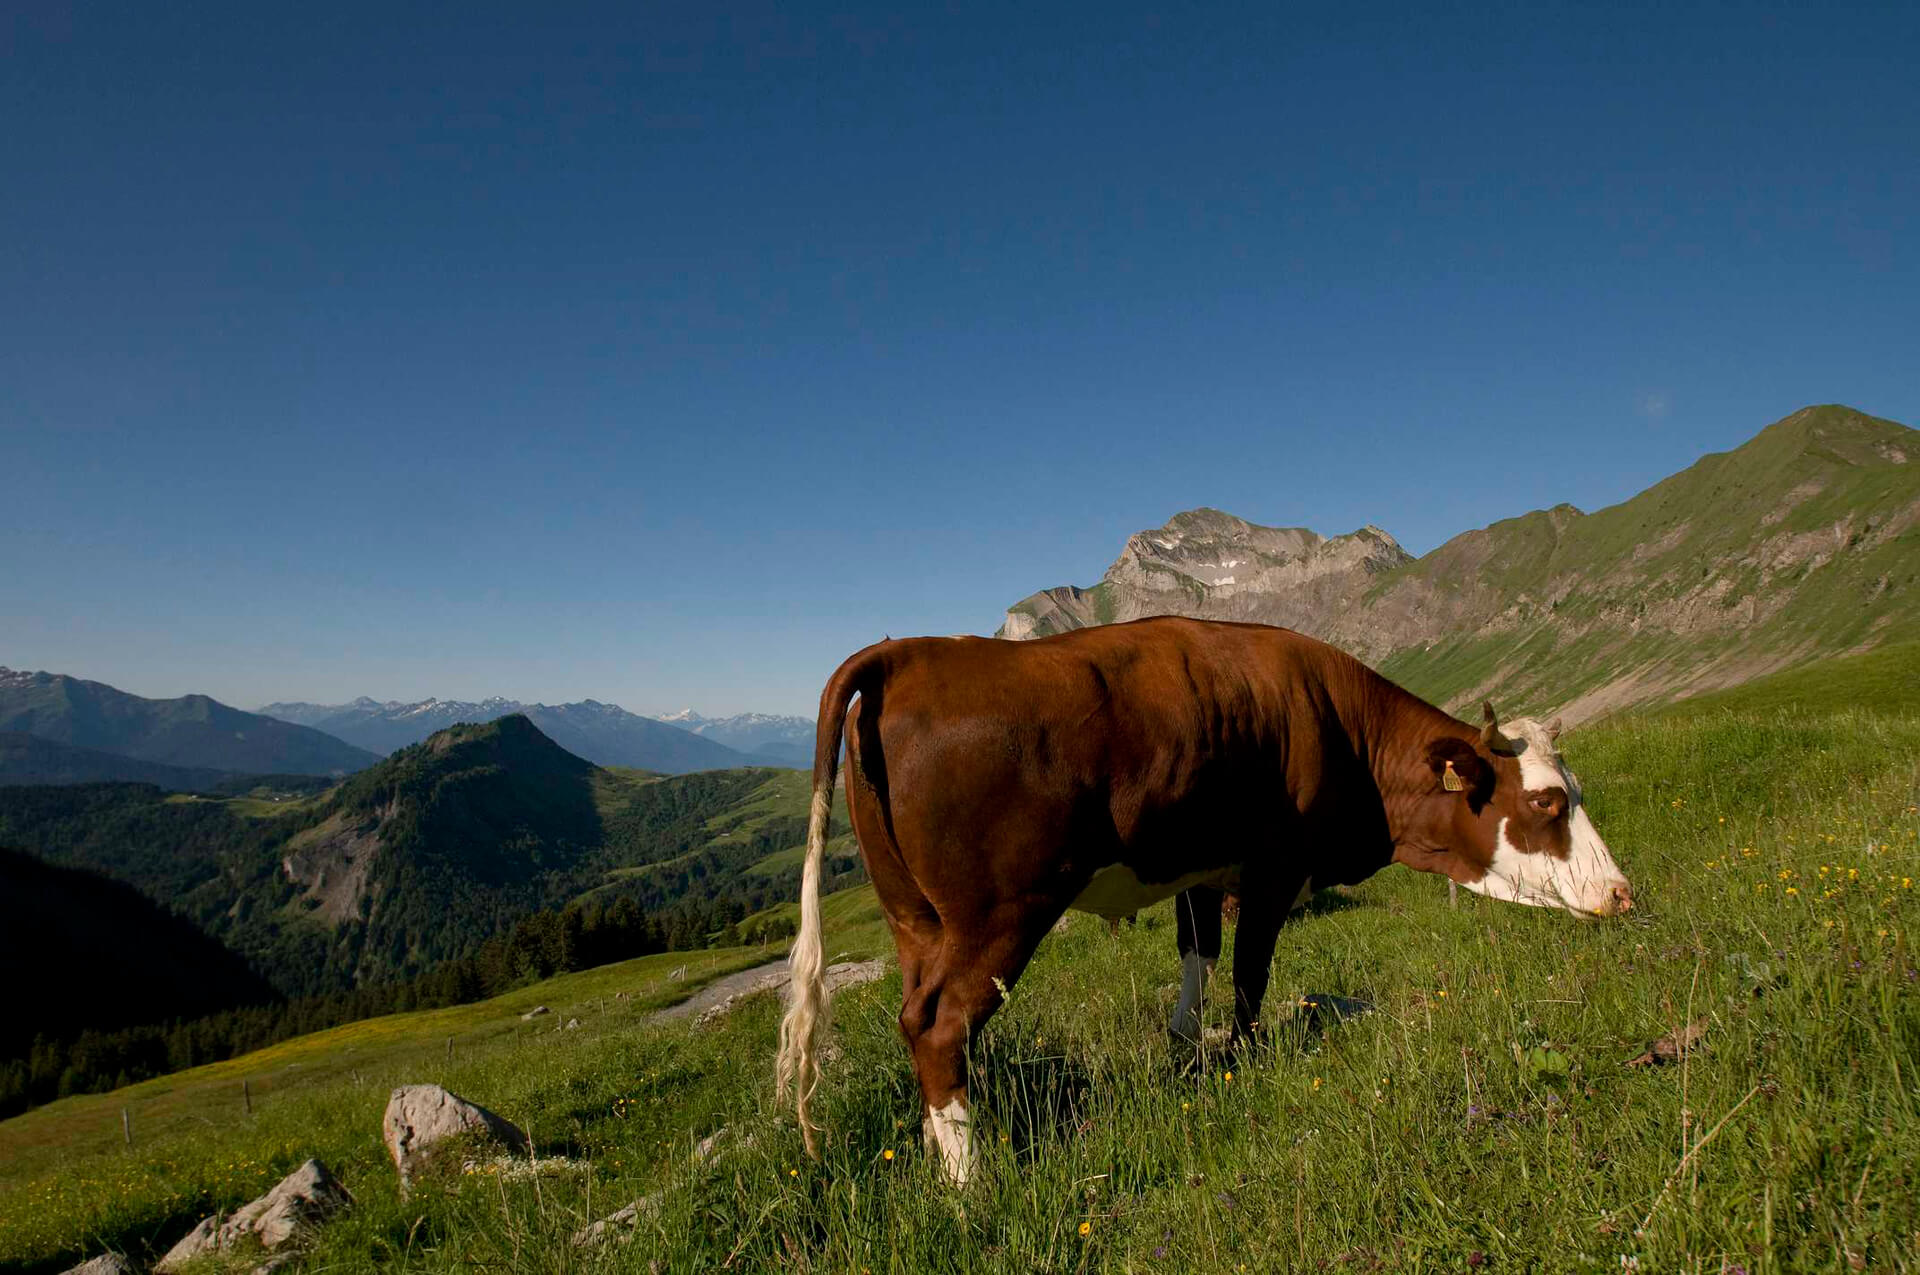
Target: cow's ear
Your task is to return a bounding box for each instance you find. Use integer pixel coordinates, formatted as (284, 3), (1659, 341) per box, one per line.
(1424, 738), (1491, 805)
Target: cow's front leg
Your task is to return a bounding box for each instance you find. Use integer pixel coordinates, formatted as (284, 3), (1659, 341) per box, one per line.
(1169, 885), (1223, 1041)
(1228, 872), (1308, 1046)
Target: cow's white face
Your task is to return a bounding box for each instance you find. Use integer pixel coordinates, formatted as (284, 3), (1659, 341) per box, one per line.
(1462, 718), (1633, 917)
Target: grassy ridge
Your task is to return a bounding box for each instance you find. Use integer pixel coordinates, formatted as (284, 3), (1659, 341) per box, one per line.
(2, 701), (1915, 1272)
(1637, 641), (1920, 721)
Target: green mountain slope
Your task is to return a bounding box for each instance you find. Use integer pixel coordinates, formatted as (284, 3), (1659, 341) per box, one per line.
(1353, 404), (1920, 718)
(0, 668), (379, 776)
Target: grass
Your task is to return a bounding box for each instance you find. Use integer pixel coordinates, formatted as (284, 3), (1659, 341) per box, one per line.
(3, 702), (1916, 1273)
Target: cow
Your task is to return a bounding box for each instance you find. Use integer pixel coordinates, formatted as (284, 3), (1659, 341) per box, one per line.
(776, 617), (1631, 1185)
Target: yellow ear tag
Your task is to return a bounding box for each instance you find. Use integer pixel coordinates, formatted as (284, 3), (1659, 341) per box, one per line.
(1442, 761), (1464, 792)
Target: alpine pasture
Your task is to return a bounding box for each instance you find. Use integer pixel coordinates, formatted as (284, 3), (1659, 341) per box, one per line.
(2, 662), (1916, 1273)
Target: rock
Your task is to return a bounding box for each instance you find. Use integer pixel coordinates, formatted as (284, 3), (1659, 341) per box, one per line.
(692, 1127), (729, 1162)
(520, 1005), (550, 1020)
(565, 1017), (580, 1030)
(59, 1256), (137, 1275)
(155, 1159), (351, 1272)
(692, 1124), (759, 1164)
(571, 1193), (664, 1247)
(571, 1125), (764, 1248)
(383, 1084), (529, 1189)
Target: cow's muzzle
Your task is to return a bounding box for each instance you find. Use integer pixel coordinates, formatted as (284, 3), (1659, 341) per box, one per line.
(1595, 880), (1634, 917)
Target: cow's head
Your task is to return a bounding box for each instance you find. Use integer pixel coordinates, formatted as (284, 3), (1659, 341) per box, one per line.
(1394, 704), (1633, 917)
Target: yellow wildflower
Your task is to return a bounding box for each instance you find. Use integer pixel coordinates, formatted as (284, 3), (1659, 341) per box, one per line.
(1079, 1221), (1092, 1237)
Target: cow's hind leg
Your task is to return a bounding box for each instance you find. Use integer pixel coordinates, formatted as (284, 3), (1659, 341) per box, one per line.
(1169, 885), (1222, 1041)
(899, 907), (1054, 1185)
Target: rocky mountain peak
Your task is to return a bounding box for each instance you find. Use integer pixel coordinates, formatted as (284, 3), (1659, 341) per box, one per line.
(999, 509), (1413, 640)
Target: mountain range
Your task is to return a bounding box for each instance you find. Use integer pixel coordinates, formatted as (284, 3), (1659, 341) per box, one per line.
(651, 709), (814, 766)
(0, 668), (378, 777)
(257, 696), (778, 771)
(1002, 404), (1919, 722)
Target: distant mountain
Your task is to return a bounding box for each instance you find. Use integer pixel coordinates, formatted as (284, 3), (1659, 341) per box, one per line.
(0, 668), (379, 776)
(525, 701), (758, 771)
(258, 696), (753, 772)
(0, 847), (279, 1062)
(0, 732), (233, 790)
(250, 696), (395, 730)
(1000, 404), (1920, 722)
(653, 709), (814, 766)
(0, 715), (851, 996)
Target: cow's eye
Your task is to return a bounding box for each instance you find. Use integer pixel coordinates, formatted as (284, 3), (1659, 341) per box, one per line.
(1530, 795), (1562, 816)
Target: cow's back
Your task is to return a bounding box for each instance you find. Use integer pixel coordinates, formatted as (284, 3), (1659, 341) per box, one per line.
(848, 619), (1385, 902)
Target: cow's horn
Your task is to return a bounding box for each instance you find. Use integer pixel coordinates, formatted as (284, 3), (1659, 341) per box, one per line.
(1479, 702), (1499, 747)
(1547, 717), (1564, 743)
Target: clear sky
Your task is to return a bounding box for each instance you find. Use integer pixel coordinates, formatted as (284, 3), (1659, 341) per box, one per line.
(5, 2), (1914, 716)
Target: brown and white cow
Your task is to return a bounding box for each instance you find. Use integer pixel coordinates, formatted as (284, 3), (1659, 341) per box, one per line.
(776, 617), (1631, 1183)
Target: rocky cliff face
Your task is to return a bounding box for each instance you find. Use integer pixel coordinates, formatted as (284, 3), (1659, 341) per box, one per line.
(999, 508), (1413, 640)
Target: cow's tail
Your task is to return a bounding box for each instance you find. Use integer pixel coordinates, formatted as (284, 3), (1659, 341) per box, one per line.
(776, 645), (883, 1160)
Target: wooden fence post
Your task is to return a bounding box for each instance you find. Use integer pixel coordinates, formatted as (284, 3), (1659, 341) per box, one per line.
(122, 1107), (131, 1146)
(243, 1079), (252, 1115)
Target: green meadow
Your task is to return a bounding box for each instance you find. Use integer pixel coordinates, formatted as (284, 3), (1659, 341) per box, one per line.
(2, 673), (1916, 1272)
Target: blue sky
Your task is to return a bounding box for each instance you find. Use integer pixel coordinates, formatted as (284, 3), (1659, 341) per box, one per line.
(5, 2), (1914, 716)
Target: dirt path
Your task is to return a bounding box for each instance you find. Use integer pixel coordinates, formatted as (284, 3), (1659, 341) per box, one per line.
(650, 959), (791, 1022)
(648, 957), (886, 1024)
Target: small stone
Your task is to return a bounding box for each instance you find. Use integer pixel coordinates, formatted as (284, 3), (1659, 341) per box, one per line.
(521, 1005), (550, 1020)
(565, 1018), (580, 1030)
